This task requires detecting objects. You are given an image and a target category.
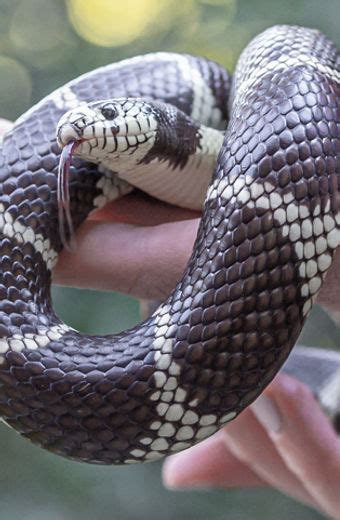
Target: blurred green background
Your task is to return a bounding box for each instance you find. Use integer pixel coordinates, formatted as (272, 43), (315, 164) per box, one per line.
(0, 0), (339, 519)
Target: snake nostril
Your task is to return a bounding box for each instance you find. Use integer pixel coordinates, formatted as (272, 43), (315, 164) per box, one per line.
(57, 123), (81, 147)
(73, 117), (87, 131)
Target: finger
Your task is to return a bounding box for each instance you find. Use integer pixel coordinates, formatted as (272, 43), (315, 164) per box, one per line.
(220, 406), (318, 508)
(254, 374), (340, 519)
(91, 191), (200, 225)
(54, 218), (199, 299)
(162, 430), (266, 489)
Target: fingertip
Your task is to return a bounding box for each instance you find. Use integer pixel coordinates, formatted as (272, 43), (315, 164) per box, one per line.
(162, 437), (220, 489)
(250, 394), (282, 433)
(162, 434), (225, 489)
(250, 374), (310, 436)
(263, 373), (338, 447)
(162, 431), (266, 491)
(270, 372), (307, 393)
(162, 453), (189, 489)
(267, 373), (316, 414)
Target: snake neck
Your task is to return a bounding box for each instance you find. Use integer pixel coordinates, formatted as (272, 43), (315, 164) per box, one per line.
(68, 100), (225, 211)
(114, 123), (224, 210)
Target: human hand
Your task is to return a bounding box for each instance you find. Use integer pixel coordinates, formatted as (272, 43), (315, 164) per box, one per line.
(163, 374), (340, 519)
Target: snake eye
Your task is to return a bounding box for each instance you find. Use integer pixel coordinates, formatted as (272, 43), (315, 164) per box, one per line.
(101, 104), (117, 120)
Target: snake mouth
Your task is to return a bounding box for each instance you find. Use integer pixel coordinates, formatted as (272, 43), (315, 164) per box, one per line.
(73, 131), (156, 156)
(57, 140), (82, 251)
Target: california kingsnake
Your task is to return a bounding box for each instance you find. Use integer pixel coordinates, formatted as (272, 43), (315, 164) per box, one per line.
(0, 25), (339, 464)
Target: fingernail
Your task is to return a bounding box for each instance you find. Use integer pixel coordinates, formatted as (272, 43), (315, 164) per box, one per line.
(162, 454), (184, 489)
(163, 453), (209, 490)
(251, 394), (282, 434)
(163, 454), (195, 489)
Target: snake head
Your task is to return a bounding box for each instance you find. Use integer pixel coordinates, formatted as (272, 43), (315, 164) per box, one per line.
(56, 98), (159, 250)
(56, 98), (158, 159)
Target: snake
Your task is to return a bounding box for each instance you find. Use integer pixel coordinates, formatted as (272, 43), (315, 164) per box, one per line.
(0, 25), (339, 465)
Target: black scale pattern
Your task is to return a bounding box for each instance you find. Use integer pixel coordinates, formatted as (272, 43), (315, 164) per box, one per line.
(0, 26), (338, 464)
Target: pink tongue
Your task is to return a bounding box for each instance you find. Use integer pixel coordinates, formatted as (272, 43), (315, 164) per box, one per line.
(57, 141), (79, 250)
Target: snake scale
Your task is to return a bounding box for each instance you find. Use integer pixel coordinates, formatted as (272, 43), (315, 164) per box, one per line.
(0, 25), (339, 464)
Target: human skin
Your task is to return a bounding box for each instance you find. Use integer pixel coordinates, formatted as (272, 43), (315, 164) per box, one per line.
(1, 119), (340, 518)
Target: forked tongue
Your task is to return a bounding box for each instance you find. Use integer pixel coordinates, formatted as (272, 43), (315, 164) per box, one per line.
(57, 141), (79, 251)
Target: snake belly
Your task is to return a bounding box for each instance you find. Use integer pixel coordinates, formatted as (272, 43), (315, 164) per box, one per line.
(0, 25), (339, 464)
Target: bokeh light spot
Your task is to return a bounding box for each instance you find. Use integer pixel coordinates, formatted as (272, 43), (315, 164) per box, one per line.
(67, 0), (193, 47)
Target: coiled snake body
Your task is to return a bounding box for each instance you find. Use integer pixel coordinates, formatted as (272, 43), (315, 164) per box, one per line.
(0, 25), (339, 464)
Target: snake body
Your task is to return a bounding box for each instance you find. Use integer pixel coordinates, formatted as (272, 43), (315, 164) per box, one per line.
(0, 25), (339, 464)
